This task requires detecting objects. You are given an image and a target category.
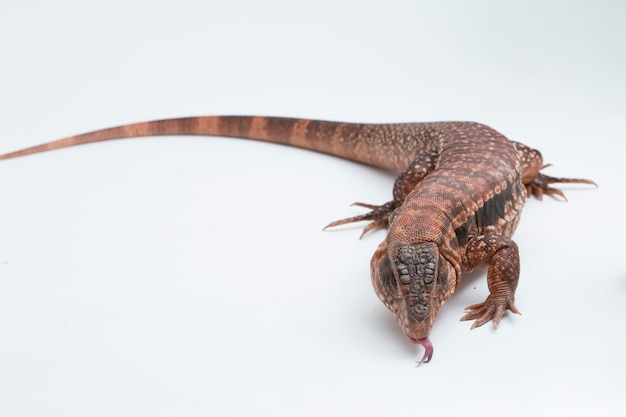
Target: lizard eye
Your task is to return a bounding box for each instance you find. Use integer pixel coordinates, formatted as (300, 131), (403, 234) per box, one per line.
(435, 259), (449, 289)
(380, 254), (400, 294)
(389, 273), (397, 288)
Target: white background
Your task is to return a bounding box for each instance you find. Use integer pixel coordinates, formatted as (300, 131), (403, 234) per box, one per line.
(1, 1), (624, 416)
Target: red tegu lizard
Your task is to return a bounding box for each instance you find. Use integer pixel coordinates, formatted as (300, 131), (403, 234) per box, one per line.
(0, 116), (594, 364)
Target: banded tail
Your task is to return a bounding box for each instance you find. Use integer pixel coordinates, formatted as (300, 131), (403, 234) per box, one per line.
(0, 116), (409, 170)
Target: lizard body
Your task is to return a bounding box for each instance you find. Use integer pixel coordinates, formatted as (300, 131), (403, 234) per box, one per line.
(0, 116), (594, 364)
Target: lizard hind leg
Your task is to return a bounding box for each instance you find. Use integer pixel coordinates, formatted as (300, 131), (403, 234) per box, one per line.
(323, 148), (440, 238)
(526, 168), (596, 201)
(513, 141), (596, 201)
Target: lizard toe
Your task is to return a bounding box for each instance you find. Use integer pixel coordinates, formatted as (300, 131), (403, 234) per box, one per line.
(527, 171), (596, 201)
(323, 200), (396, 238)
(461, 294), (521, 330)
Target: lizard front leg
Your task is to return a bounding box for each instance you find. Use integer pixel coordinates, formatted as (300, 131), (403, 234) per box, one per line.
(324, 148), (439, 237)
(460, 234), (522, 329)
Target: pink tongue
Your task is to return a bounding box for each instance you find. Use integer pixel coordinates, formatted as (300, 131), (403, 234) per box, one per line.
(409, 336), (433, 366)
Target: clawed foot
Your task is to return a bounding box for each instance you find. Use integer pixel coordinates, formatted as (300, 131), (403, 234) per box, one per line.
(323, 201), (396, 238)
(527, 168), (596, 201)
(460, 294), (521, 330)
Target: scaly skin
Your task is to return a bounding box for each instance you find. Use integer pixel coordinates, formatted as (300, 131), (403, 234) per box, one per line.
(0, 116), (595, 364)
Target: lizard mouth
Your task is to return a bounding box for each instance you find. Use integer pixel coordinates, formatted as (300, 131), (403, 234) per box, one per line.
(408, 336), (433, 366)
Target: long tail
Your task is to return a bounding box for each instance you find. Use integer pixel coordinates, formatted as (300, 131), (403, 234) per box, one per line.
(0, 116), (410, 170)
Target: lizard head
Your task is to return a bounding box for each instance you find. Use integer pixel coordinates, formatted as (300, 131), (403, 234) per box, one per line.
(371, 239), (457, 363)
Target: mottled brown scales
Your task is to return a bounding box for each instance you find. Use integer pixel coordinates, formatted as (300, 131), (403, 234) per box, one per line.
(0, 116), (595, 365)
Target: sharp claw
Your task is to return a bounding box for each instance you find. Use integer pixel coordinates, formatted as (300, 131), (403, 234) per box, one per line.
(358, 220), (387, 239)
(464, 302), (483, 311)
(509, 303), (522, 316)
(323, 213), (375, 230)
(351, 202), (379, 210)
(493, 304), (508, 328)
(460, 312), (476, 322)
(542, 174), (596, 186)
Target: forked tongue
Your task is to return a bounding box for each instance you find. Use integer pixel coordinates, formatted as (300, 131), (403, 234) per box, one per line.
(409, 336), (433, 366)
